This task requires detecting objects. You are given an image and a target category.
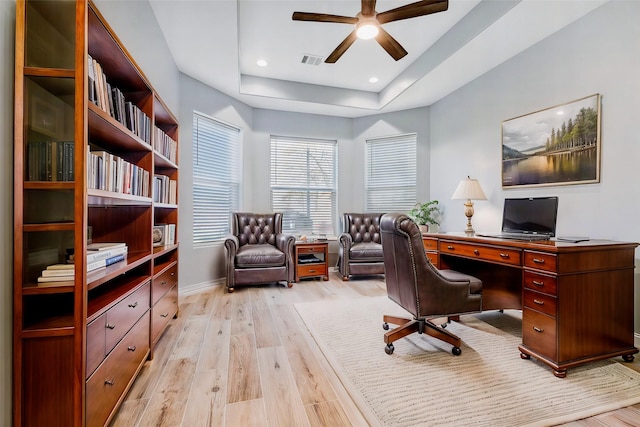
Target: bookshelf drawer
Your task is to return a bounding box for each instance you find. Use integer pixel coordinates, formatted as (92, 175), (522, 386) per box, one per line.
(86, 313), (106, 378)
(152, 284), (178, 343)
(524, 271), (557, 296)
(105, 281), (150, 353)
(152, 262), (177, 305)
(86, 311), (149, 427)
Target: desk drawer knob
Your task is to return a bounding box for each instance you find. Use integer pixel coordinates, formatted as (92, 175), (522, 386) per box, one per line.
(128, 301), (138, 308)
(105, 379), (115, 386)
(128, 345), (137, 352)
(499, 253), (510, 259)
(533, 299), (544, 305)
(533, 326), (544, 333)
(473, 249), (479, 255)
(308, 269), (316, 273)
(532, 280), (544, 287)
(447, 245), (454, 250)
(533, 258), (545, 264)
(106, 323), (116, 329)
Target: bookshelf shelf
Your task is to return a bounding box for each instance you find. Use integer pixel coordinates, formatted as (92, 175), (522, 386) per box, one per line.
(13, 1), (179, 425)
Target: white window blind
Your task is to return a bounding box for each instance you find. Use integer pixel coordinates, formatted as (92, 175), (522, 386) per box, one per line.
(192, 112), (241, 247)
(270, 136), (337, 236)
(365, 133), (417, 212)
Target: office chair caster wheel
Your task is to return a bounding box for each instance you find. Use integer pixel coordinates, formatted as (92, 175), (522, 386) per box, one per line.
(452, 346), (461, 356)
(382, 322), (389, 330)
(385, 343), (395, 354)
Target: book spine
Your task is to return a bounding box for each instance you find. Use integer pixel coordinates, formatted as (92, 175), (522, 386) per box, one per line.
(104, 253), (125, 267)
(86, 246), (127, 264)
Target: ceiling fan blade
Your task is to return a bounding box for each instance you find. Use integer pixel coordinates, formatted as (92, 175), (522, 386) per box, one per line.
(377, 0), (448, 24)
(325, 30), (358, 63)
(375, 27), (408, 61)
(292, 12), (358, 24)
(361, 0), (377, 17)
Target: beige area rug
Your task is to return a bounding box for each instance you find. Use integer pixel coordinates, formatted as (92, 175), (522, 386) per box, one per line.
(294, 296), (640, 427)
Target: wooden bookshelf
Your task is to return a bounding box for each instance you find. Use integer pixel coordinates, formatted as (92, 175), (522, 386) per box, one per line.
(13, 1), (179, 425)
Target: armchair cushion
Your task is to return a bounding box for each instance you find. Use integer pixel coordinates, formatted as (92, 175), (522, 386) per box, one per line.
(236, 244), (286, 268)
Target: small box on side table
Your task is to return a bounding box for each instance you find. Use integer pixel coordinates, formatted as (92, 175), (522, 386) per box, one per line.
(294, 241), (329, 282)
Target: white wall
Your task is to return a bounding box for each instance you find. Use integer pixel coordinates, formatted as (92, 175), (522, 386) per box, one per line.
(0, 2), (14, 423)
(429, 1), (640, 330)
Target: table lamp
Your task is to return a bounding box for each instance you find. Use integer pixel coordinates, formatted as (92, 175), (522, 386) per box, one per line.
(451, 176), (487, 234)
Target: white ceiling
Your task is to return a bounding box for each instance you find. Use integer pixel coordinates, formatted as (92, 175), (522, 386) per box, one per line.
(149, 0), (608, 118)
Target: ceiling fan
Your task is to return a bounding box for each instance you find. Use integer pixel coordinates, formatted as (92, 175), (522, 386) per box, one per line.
(292, 0), (449, 63)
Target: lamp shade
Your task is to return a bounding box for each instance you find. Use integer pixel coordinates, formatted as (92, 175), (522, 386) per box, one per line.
(451, 176), (487, 200)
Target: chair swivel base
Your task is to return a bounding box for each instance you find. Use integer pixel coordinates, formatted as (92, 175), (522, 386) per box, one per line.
(382, 314), (462, 356)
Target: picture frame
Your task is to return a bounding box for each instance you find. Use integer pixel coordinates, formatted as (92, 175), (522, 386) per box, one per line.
(501, 94), (601, 188)
(152, 224), (166, 247)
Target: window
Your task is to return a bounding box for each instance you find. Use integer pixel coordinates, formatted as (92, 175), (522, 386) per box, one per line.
(365, 133), (417, 211)
(270, 136), (337, 236)
(192, 112), (241, 247)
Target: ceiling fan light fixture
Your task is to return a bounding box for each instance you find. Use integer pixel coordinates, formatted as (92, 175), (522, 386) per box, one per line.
(356, 19), (379, 40)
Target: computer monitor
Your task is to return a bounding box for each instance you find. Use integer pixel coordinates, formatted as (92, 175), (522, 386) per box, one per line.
(501, 196), (559, 236)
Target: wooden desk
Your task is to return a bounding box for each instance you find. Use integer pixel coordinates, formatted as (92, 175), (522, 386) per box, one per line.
(423, 232), (638, 378)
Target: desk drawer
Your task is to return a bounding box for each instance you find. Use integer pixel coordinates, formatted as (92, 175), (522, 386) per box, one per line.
(523, 309), (557, 360)
(422, 238), (438, 251)
(524, 289), (557, 317)
(439, 240), (521, 267)
(426, 252), (439, 266)
(297, 263), (327, 278)
(524, 251), (557, 273)
(524, 271), (557, 296)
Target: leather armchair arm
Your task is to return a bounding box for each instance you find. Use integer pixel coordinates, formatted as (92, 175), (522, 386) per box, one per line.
(338, 232), (353, 277)
(420, 262), (482, 315)
(276, 233), (296, 283)
(224, 234), (239, 289)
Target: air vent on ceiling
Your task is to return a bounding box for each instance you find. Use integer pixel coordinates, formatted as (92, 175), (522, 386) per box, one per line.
(301, 54), (323, 66)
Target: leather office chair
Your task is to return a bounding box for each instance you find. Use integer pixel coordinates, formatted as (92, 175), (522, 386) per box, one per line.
(380, 213), (483, 355)
(224, 212), (295, 293)
(337, 212), (385, 280)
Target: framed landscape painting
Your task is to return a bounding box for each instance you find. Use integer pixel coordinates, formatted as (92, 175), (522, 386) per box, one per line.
(501, 94), (601, 188)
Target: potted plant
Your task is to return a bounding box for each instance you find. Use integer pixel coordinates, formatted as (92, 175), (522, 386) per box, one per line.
(408, 200), (440, 234)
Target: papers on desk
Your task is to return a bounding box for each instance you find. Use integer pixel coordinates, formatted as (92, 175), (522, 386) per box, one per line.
(554, 236), (590, 243)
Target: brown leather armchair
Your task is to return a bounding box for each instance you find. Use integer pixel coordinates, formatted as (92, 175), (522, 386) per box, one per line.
(337, 213), (385, 281)
(224, 212), (295, 293)
(379, 213), (482, 355)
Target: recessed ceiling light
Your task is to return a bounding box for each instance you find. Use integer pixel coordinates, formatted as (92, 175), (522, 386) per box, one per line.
(257, 59), (268, 67)
(369, 77), (379, 83)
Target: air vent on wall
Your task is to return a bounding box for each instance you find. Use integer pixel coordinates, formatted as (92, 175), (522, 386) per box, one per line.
(301, 54), (323, 66)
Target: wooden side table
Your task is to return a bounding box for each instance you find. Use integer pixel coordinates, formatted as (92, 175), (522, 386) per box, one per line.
(294, 241), (329, 282)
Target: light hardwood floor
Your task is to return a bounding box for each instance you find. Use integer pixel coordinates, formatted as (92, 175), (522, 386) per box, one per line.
(111, 271), (640, 427)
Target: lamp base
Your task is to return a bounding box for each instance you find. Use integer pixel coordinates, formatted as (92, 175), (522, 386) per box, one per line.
(464, 199), (475, 235)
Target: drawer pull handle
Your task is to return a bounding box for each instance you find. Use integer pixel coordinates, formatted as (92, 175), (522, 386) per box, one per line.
(106, 323), (116, 329)
(499, 253), (510, 259)
(533, 326), (544, 333)
(171, 272), (175, 276)
(533, 299), (544, 305)
(161, 313), (169, 318)
(105, 379), (115, 386)
(532, 280), (544, 287)
(128, 345), (137, 352)
(533, 258), (545, 264)
(161, 281), (167, 285)
(308, 269), (316, 273)
(473, 249), (479, 255)
(128, 302), (138, 308)
(447, 245), (454, 250)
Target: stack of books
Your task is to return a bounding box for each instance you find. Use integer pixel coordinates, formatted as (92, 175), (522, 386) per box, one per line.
(37, 264), (75, 286)
(86, 242), (128, 271)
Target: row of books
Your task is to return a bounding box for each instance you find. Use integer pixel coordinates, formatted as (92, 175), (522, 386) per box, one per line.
(26, 140), (74, 182)
(87, 148), (150, 197)
(154, 127), (178, 164)
(37, 243), (128, 286)
(153, 175), (177, 204)
(88, 54), (151, 145)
